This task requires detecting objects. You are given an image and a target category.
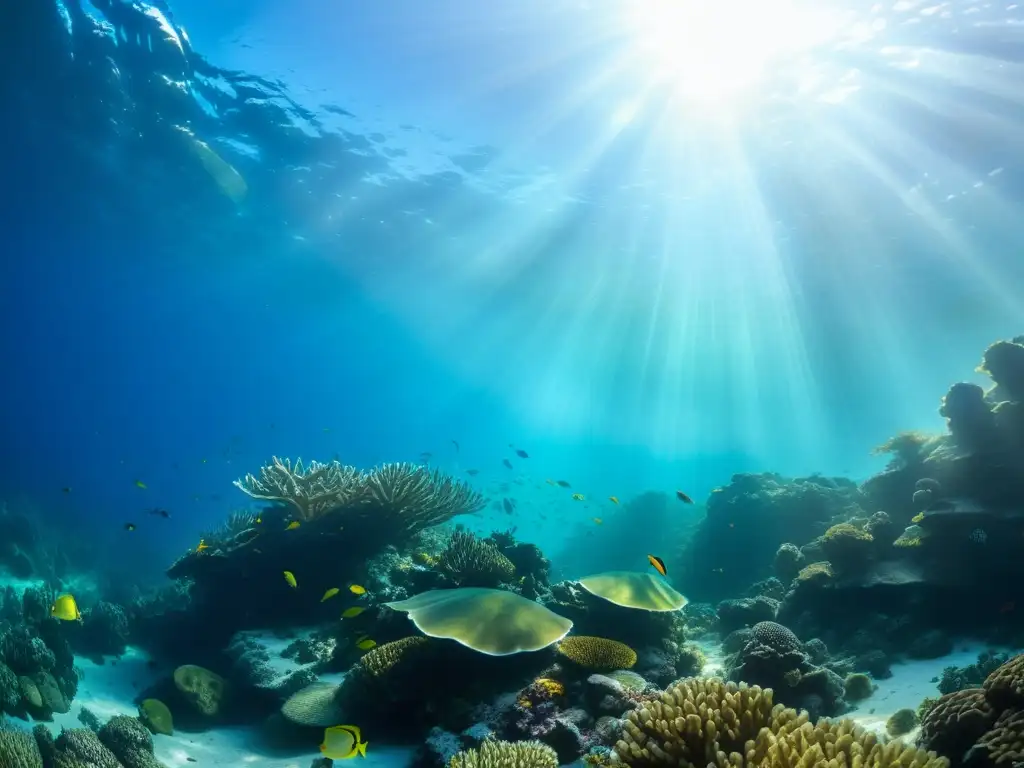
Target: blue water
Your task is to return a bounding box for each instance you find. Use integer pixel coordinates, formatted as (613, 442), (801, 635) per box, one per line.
(3, 0), (1024, 584)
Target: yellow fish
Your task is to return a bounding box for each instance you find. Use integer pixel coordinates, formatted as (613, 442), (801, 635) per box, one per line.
(135, 480), (147, 489)
(571, 493), (584, 501)
(321, 588), (340, 602)
(349, 584), (366, 595)
(320, 724), (368, 760)
(51, 594), (81, 622)
(196, 539), (208, 553)
(341, 606), (366, 619)
(609, 496), (619, 504)
(355, 638), (377, 650)
(285, 521), (301, 531)
(592, 517), (603, 525)
(283, 571), (298, 589)
(255, 517), (262, 524)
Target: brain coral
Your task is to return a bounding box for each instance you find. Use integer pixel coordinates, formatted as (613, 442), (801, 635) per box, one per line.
(173, 665), (226, 716)
(615, 678), (948, 768)
(557, 636), (638, 670)
(447, 739), (559, 768)
(750, 621), (802, 654)
(971, 709), (1024, 767)
(983, 654), (1024, 708)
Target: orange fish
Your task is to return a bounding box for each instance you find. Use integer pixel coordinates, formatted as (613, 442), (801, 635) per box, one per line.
(647, 554), (667, 576)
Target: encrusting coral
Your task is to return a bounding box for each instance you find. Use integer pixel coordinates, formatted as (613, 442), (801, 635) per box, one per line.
(447, 739), (560, 768)
(615, 678), (947, 768)
(557, 636), (638, 671)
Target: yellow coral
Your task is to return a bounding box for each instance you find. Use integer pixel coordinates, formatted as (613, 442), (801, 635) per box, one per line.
(557, 636), (637, 670)
(359, 636), (430, 677)
(894, 525), (924, 548)
(911, 513), (925, 524)
(534, 677), (565, 697)
(796, 561), (833, 585)
(448, 739), (558, 768)
(614, 677), (948, 768)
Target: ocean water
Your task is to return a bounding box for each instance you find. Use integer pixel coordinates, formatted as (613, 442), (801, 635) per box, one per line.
(3, 0), (1024, 767)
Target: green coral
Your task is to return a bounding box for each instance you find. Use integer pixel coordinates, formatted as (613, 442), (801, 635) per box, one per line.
(0, 727), (43, 768)
(894, 525), (925, 548)
(820, 523), (874, 569)
(886, 707), (918, 737)
(98, 714), (169, 768)
(448, 739), (559, 768)
(844, 673), (874, 701)
(557, 636), (637, 670)
(437, 530), (516, 587)
(138, 698), (173, 736)
(795, 561), (834, 585)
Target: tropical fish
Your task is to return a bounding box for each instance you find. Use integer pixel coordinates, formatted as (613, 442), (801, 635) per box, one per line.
(676, 490), (694, 504)
(609, 496), (619, 504)
(341, 606), (366, 619)
(124, 523), (136, 531)
(320, 725), (368, 760)
(592, 517), (603, 525)
(502, 498), (515, 515)
(321, 588), (340, 602)
(648, 554), (667, 576)
(255, 517), (262, 524)
(355, 638), (377, 650)
(135, 480), (147, 489)
(451, 439), (460, 453)
(51, 594), (81, 621)
(148, 508), (170, 519)
(571, 493), (584, 501)
(285, 521), (301, 531)
(283, 571), (298, 588)
(556, 480), (571, 488)
(196, 539), (208, 553)
(349, 584), (367, 595)
(515, 449), (529, 459)
(466, 469), (479, 476)
(502, 459), (513, 470)
(62, 487), (71, 494)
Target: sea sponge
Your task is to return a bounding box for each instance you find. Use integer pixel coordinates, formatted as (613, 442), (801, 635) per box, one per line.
(138, 698), (173, 736)
(983, 653), (1024, 708)
(447, 739), (559, 768)
(172, 665), (226, 717)
(384, 588), (573, 655)
(578, 571), (688, 611)
(0, 728), (44, 768)
(557, 636), (638, 670)
(917, 688), (994, 757)
(281, 681), (343, 726)
(98, 714), (167, 768)
(437, 530), (516, 588)
(971, 708), (1024, 767)
(844, 672), (875, 701)
(358, 636), (431, 677)
(887, 707), (918, 737)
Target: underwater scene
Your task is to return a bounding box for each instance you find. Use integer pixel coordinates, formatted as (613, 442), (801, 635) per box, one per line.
(5, 0), (1024, 766)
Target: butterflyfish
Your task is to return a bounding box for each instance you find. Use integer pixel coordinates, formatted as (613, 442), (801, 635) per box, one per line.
(676, 490), (694, 504)
(341, 606), (366, 619)
(349, 584), (366, 595)
(592, 517), (603, 525)
(609, 496), (619, 504)
(571, 493), (584, 501)
(321, 588), (340, 602)
(285, 521), (301, 531)
(320, 725), (368, 760)
(51, 594), (81, 621)
(355, 638), (377, 650)
(648, 554), (667, 576)
(283, 571), (298, 589)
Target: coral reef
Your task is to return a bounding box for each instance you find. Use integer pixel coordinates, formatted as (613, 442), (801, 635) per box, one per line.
(556, 637), (638, 672)
(448, 739), (559, 768)
(437, 530), (516, 588)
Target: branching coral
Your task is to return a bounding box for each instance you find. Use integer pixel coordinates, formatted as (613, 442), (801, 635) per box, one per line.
(234, 457), (364, 521)
(557, 636), (638, 671)
(448, 739), (559, 768)
(615, 678), (947, 768)
(0, 727), (44, 768)
(361, 463), (486, 536)
(437, 531), (516, 587)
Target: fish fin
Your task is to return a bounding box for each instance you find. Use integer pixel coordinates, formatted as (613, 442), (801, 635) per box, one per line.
(358, 741), (368, 757)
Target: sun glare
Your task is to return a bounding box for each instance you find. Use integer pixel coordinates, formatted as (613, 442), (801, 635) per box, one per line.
(623, 0), (842, 106)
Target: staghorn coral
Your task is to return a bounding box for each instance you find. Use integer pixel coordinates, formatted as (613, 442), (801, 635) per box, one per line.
(437, 530), (516, 588)
(234, 457), (364, 520)
(557, 637), (638, 671)
(362, 463), (487, 536)
(448, 739), (559, 768)
(615, 678), (947, 768)
(358, 636), (430, 677)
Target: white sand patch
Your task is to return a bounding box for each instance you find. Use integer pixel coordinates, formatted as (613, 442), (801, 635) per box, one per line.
(25, 645), (413, 768)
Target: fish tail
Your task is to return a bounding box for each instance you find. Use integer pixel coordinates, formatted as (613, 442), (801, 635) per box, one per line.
(358, 741), (368, 757)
